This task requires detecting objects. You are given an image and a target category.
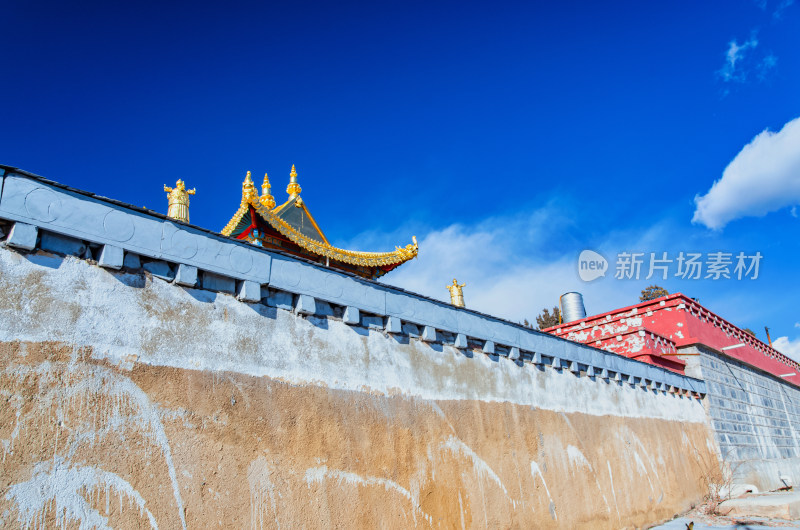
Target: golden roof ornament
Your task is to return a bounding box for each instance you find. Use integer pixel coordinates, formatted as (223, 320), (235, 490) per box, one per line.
(446, 278), (465, 308)
(286, 164), (302, 198)
(260, 172), (275, 209)
(241, 171), (258, 204)
(164, 179), (195, 223)
(220, 163), (419, 280)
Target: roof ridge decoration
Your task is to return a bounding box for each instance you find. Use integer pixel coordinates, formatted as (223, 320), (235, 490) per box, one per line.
(260, 172), (275, 210)
(286, 164), (301, 198)
(164, 179), (195, 223)
(221, 167), (419, 269)
(242, 171), (258, 202)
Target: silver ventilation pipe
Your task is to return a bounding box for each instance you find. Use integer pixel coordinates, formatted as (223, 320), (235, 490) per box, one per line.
(560, 292), (587, 324)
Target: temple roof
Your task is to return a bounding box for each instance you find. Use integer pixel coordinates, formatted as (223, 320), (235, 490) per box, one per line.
(272, 195), (328, 245)
(220, 167), (418, 275)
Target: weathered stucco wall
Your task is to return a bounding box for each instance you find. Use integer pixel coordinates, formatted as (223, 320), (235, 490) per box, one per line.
(0, 245), (721, 528)
(682, 345), (800, 491)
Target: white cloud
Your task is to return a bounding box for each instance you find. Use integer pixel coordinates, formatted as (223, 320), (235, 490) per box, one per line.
(773, 0), (795, 19)
(753, 0), (795, 17)
(773, 336), (800, 363)
(366, 208), (648, 325)
(757, 54), (778, 81)
(719, 35), (759, 83)
(692, 116), (800, 229)
(716, 30), (778, 87)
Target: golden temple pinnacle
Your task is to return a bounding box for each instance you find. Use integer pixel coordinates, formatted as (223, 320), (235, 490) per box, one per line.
(286, 164), (302, 198)
(164, 179), (195, 223)
(261, 172), (276, 209)
(446, 279), (466, 308)
(242, 170), (258, 203)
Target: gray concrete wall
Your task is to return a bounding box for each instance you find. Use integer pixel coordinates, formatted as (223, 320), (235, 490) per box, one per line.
(682, 344), (800, 491)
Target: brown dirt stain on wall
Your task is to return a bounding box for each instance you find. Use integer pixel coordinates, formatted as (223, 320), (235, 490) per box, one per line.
(0, 341), (716, 529)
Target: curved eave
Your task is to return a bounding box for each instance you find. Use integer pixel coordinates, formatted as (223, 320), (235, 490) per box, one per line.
(221, 197), (418, 267)
(221, 202), (250, 237)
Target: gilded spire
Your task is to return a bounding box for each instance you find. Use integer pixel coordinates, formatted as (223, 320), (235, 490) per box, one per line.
(164, 179), (195, 223)
(242, 170), (258, 203)
(261, 172), (276, 209)
(286, 164), (302, 198)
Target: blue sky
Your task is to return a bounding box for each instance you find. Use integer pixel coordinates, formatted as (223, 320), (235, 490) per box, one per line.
(2, 1), (799, 356)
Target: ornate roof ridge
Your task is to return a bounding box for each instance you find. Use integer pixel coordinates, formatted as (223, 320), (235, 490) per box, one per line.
(254, 200), (417, 266)
(220, 178), (418, 267)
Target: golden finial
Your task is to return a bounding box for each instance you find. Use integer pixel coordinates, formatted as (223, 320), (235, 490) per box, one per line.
(286, 164), (302, 198)
(261, 172), (276, 209)
(446, 278), (466, 308)
(242, 170), (258, 203)
(164, 179), (195, 223)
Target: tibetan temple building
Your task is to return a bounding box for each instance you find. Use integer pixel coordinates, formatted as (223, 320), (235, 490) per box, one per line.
(543, 293), (800, 387)
(220, 165), (418, 279)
